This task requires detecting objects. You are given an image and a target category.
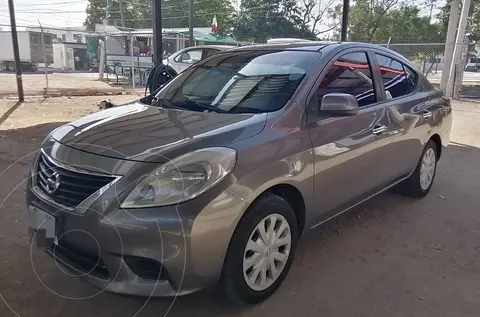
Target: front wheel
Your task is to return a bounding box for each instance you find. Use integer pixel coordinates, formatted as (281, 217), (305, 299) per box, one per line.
(217, 193), (298, 304)
(396, 140), (438, 198)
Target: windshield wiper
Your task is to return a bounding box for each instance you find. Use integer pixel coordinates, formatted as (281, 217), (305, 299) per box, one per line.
(188, 101), (229, 113)
(170, 100), (229, 113)
(153, 99), (183, 110)
(154, 99), (229, 113)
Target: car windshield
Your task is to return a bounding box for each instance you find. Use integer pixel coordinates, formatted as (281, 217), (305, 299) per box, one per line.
(155, 50), (320, 113)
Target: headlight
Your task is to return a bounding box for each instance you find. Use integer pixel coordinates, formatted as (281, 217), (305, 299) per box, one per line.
(121, 147), (237, 208)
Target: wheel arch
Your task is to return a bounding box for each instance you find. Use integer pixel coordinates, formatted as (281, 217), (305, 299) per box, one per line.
(429, 133), (442, 160)
(254, 183), (307, 237)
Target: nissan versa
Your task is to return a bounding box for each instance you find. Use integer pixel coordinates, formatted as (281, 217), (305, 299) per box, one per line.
(27, 42), (452, 304)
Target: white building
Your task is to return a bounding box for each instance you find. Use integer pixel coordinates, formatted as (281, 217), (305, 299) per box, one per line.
(27, 26), (86, 43)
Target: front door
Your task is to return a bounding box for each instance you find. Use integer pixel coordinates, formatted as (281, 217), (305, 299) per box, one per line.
(307, 51), (392, 225)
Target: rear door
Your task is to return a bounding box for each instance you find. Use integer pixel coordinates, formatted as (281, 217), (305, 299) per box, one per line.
(307, 50), (393, 223)
(371, 51), (432, 178)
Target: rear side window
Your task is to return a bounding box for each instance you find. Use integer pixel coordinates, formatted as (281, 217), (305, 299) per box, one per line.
(317, 52), (376, 107)
(375, 54), (417, 99)
(203, 48), (219, 58)
(405, 66), (417, 93)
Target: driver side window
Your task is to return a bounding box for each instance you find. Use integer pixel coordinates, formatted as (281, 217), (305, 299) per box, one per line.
(316, 52), (376, 108)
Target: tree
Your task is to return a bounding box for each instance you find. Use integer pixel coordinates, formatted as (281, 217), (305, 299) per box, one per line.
(372, 6), (443, 43)
(298, 0), (339, 36)
(326, 0), (443, 43)
(85, 0), (234, 34)
(347, 0), (403, 42)
(233, 0), (316, 42)
(438, 0), (480, 47)
(85, 0), (151, 30)
(161, 0), (234, 33)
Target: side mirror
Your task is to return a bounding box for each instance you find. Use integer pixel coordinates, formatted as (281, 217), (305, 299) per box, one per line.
(320, 93), (359, 116)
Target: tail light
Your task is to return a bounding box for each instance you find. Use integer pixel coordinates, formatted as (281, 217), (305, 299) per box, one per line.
(442, 96), (451, 105)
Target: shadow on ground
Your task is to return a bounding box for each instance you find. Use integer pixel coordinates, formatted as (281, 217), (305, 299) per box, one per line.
(1, 128), (480, 317)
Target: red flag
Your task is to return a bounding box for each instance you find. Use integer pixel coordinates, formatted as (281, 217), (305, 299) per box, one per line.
(211, 14), (218, 33)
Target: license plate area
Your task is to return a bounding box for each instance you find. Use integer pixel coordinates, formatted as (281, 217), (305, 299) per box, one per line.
(28, 205), (56, 247)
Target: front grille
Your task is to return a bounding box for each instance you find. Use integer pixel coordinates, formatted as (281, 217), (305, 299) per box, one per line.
(36, 153), (115, 208)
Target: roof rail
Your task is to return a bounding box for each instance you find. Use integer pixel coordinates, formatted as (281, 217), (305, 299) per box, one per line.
(266, 38), (312, 44)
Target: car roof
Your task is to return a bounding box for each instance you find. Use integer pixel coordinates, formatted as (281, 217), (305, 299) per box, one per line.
(182, 44), (234, 50)
(228, 41), (400, 53)
(232, 41), (338, 51)
(227, 41), (414, 66)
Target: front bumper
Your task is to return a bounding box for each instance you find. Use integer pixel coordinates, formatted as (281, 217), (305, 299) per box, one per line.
(26, 145), (248, 297)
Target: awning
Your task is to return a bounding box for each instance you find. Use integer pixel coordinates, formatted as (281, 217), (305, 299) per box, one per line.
(177, 30), (237, 44)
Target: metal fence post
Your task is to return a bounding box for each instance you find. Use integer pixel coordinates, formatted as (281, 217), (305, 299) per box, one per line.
(130, 33), (135, 89)
(99, 39), (105, 80)
(38, 20), (49, 96)
(8, 0), (24, 101)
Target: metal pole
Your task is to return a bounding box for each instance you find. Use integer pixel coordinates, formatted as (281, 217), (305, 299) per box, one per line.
(453, 36), (469, 99)
(188, 0), (194, 47)
(8, 0), (24, 102)
(119, 0), (126, 27)
(130, 34), (135, 89)
(38, 20), (49, 95)
(440, 0), (460, 92)
(152, 0), (163, 64)
(446, 0), (471, 97)
(99, 39), (105, 80)
(104, 0), (109, 81)
(341, 0), (349, 41)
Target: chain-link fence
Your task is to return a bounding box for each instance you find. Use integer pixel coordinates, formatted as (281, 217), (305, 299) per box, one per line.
(378, 43), (447, 77)
(378, 42), (479, 99)
(0, 24), (241, 98)
(2, 30), (479, 99)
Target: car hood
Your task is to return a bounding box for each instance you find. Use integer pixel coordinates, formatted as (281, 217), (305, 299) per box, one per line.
(51, 102), (266, 163)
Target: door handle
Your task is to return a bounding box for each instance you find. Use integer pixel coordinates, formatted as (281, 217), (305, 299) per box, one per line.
(422, 111), (432, 119)
(372, 125), (387, 135)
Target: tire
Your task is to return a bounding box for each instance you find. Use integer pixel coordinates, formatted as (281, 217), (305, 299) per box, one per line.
(396, 140), (438, 198)
(217, 192), (298, 304)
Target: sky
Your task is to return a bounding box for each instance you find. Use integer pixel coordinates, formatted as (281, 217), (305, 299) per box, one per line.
(0, 0), (445, 32)
(0, 0), (88, 30)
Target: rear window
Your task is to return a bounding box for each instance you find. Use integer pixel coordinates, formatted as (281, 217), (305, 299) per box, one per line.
(156, 50), (320, 113)
(374, 54), (417, 99)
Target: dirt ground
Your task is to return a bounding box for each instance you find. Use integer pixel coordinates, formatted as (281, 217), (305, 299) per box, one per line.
(0, 73), (126, 97)
(1, 96), (480, 317)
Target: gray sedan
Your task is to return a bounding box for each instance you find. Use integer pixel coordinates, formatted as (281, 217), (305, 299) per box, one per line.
(27, 42), (451, 304)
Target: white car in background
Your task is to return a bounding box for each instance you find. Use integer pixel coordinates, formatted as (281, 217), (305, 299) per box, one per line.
(163, 45), (233, 73)
(465, 56), (480, 72)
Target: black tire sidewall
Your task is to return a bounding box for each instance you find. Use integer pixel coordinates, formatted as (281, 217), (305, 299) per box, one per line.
(220, 193), (298, 304)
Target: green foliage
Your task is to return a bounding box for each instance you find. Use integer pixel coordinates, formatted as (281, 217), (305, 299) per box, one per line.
(438, 0), (480, 51)
(161, 0), (234, 34)
(84, 0), (449, 46)
(85, 0), (151, 30)
(84, 0), (234, 34)
(343, 0), (444, 43)
(232, 0), (316, 42)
